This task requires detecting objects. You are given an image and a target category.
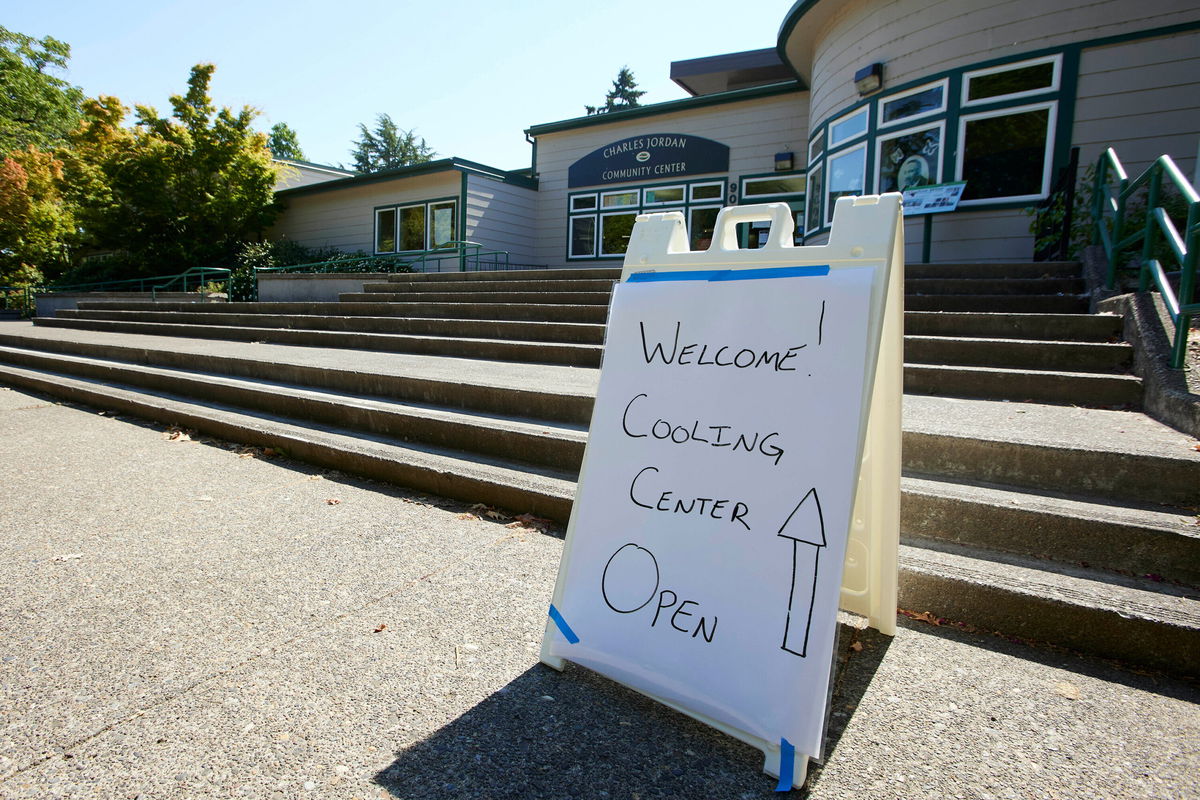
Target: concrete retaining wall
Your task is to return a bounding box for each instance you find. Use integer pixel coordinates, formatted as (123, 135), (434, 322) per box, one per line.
(257, 273), (382, 302)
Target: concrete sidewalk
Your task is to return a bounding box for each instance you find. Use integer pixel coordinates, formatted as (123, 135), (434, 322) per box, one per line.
(0, 386), (1196, 800)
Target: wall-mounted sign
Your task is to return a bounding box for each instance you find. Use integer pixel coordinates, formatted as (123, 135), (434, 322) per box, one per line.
(902, 181), (966, 215)
(568, 133), (730, 188)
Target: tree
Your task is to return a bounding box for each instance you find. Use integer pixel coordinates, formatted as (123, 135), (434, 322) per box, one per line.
(64, 64), (280, 275)
(0, 26), (83, 158)
(0, 146), (74, 284)
(585, 66), (646, 116)
(267, 121), (305, 160)
(350, 113), (435, 173)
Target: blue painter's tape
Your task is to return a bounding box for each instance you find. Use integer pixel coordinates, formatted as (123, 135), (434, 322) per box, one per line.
(775, 738), (795, 792)
(627, 265), (830, 283)
(548, 604), (580, 644)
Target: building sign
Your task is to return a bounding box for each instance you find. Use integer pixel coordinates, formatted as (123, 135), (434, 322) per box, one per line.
(568, 133), (730, 188)
(902, 181), (967, 215)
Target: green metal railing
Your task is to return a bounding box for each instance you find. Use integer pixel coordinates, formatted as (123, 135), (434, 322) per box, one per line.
(255, 241), (511, 277)
(1093, 148), (1199, 368)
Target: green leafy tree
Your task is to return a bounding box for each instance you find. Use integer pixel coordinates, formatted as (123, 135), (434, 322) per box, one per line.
(0, 26), (83, 158)
(64, 64), (280, 276)
(585, 66), (646, 115)
(0, 146), (74, 284)
(350, 113), (435, 173)
(267, 121), (305, 160)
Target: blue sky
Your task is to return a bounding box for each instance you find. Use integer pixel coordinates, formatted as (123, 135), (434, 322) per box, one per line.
(9, 0), (795, 171)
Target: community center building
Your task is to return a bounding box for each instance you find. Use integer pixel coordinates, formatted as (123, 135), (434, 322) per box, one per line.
(269, 0), (1199, 267)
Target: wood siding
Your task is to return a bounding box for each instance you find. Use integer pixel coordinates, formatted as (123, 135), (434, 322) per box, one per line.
(465, 175), (539, 266)
(532, 93), (807, 268)
(269, 173), (460, 253)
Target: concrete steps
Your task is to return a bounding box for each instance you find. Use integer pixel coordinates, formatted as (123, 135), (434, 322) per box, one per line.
(5, 258), (1198, 676)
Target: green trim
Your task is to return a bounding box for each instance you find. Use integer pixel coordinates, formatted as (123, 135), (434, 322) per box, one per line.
(459, 173), (469, 271)
(775, 0), (823, 80)
(277, 157), (536, 199)
(525, 81), (804, 137)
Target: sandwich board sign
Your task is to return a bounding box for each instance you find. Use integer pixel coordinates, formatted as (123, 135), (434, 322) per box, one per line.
(542, 197), (903, 790)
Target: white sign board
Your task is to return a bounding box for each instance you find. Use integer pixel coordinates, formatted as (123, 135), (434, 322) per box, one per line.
(544, 263), (878, 777)
(902, 181), (966, 215)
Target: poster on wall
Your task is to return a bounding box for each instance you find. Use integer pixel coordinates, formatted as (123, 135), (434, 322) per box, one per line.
(877, 126), (941, 193)
(542, 264), (876, 767)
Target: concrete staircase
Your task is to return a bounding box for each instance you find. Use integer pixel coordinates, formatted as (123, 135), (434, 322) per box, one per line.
(1, 262), (1197, 676)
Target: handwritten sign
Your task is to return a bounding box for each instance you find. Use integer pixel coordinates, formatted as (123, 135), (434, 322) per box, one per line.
(543, 264), (876, 762)
(902, 181), (966, 215)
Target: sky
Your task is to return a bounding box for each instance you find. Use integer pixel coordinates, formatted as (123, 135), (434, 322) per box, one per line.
(8, 0), (797, 171)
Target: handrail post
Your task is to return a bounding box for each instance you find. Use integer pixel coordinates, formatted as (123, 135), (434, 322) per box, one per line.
(1139, 167), (1163, 292)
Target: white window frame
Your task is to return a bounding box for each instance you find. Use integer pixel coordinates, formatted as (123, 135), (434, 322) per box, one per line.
(570, 193), (598, 212)
(374, 207), (398, 254)
(689, 181), (724, 203)
(877, 78), (948, 129)
(568, 214), (597, 259)
(874, 120), (946, 194)
(961, 53), (1062, 108)
(825, 141), (868, 226)
(804, 162), (823, 234)
(808, 132), (824, 166)
(827, 106), (869, 149)
(600, 189), (640, 209)
(599, 210), (639, 257)
(741, 173), (807, 200)
(428, 200), (457, 249)
(955, 100), (1058, 205)
(642, 185), (686, 207)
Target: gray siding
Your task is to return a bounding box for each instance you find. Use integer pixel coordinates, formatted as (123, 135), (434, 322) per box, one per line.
(269, 173), (460, 253)
(465, 175), (539, 266)
(532, 92), (807, 268)
(804, 0), (1200, 131)
(1073, 30), (1200, 180)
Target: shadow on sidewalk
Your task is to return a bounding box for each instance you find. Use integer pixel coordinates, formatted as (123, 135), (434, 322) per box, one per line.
(372, 623), (891, 799)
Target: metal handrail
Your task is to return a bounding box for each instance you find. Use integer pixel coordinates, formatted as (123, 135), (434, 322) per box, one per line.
(1093, 148), (1199, 368)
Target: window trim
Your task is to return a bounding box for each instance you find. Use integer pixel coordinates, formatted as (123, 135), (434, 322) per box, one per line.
(874, 119), (946, 194)
(689, 181), (724, 202)
(827, 106), (869, 149)
(598, 210), (639, 257)
(877, 78), (948, 129)
(807, 131), (824, 166)
(570, 193), (598, 212)
(961, 53), (1062, 108)
(373, 197), (458, 254)
(804, 162), (823, 234)
(825, 141), (868, 226)
(600, 188), (640, 209)
(374, 207), (397, 254)
(642, 184), (686, 207)
(954, 100), (1058, 206)
(568, 214), (597, 259)
(739, 171), (807, 200)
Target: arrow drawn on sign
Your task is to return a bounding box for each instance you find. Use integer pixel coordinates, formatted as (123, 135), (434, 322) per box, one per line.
(777, 487), (826, 658)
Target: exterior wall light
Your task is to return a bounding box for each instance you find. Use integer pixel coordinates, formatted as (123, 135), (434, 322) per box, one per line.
(854, 63), (883, 96)
(775, 151), (795, 171)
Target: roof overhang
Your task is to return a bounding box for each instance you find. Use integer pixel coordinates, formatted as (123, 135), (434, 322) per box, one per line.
(670, 47), (798, 95)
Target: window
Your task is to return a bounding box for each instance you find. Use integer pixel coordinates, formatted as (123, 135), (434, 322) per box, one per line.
(375, 208), (396, 253)
(876, 122), (944, 193)
(878, 80), (946, 127)
(808, 132), (824, 165)
(570, 216), (596, 257)
(568, 179), (729, 259)
(743, 174), (806, 198)
(374, 199), (458, 254)
(643, 185), (685, 206)
(601, 189), (639, 208)
(826, 143), (866, 224)
(805, 164), (823, 234)
(956, 102), (1056, 203)
(827, 107), (868, 148)
(430, 201), (456, 248)
(688, 206), (720, 251)
(399, 205), (425, 251)
(962, 54), (1060, 106)
(600, 212), (637, 256)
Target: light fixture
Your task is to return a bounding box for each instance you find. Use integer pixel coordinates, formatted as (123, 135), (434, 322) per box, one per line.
(854, 63), (883, 96)
(774, 151), (795, 172)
